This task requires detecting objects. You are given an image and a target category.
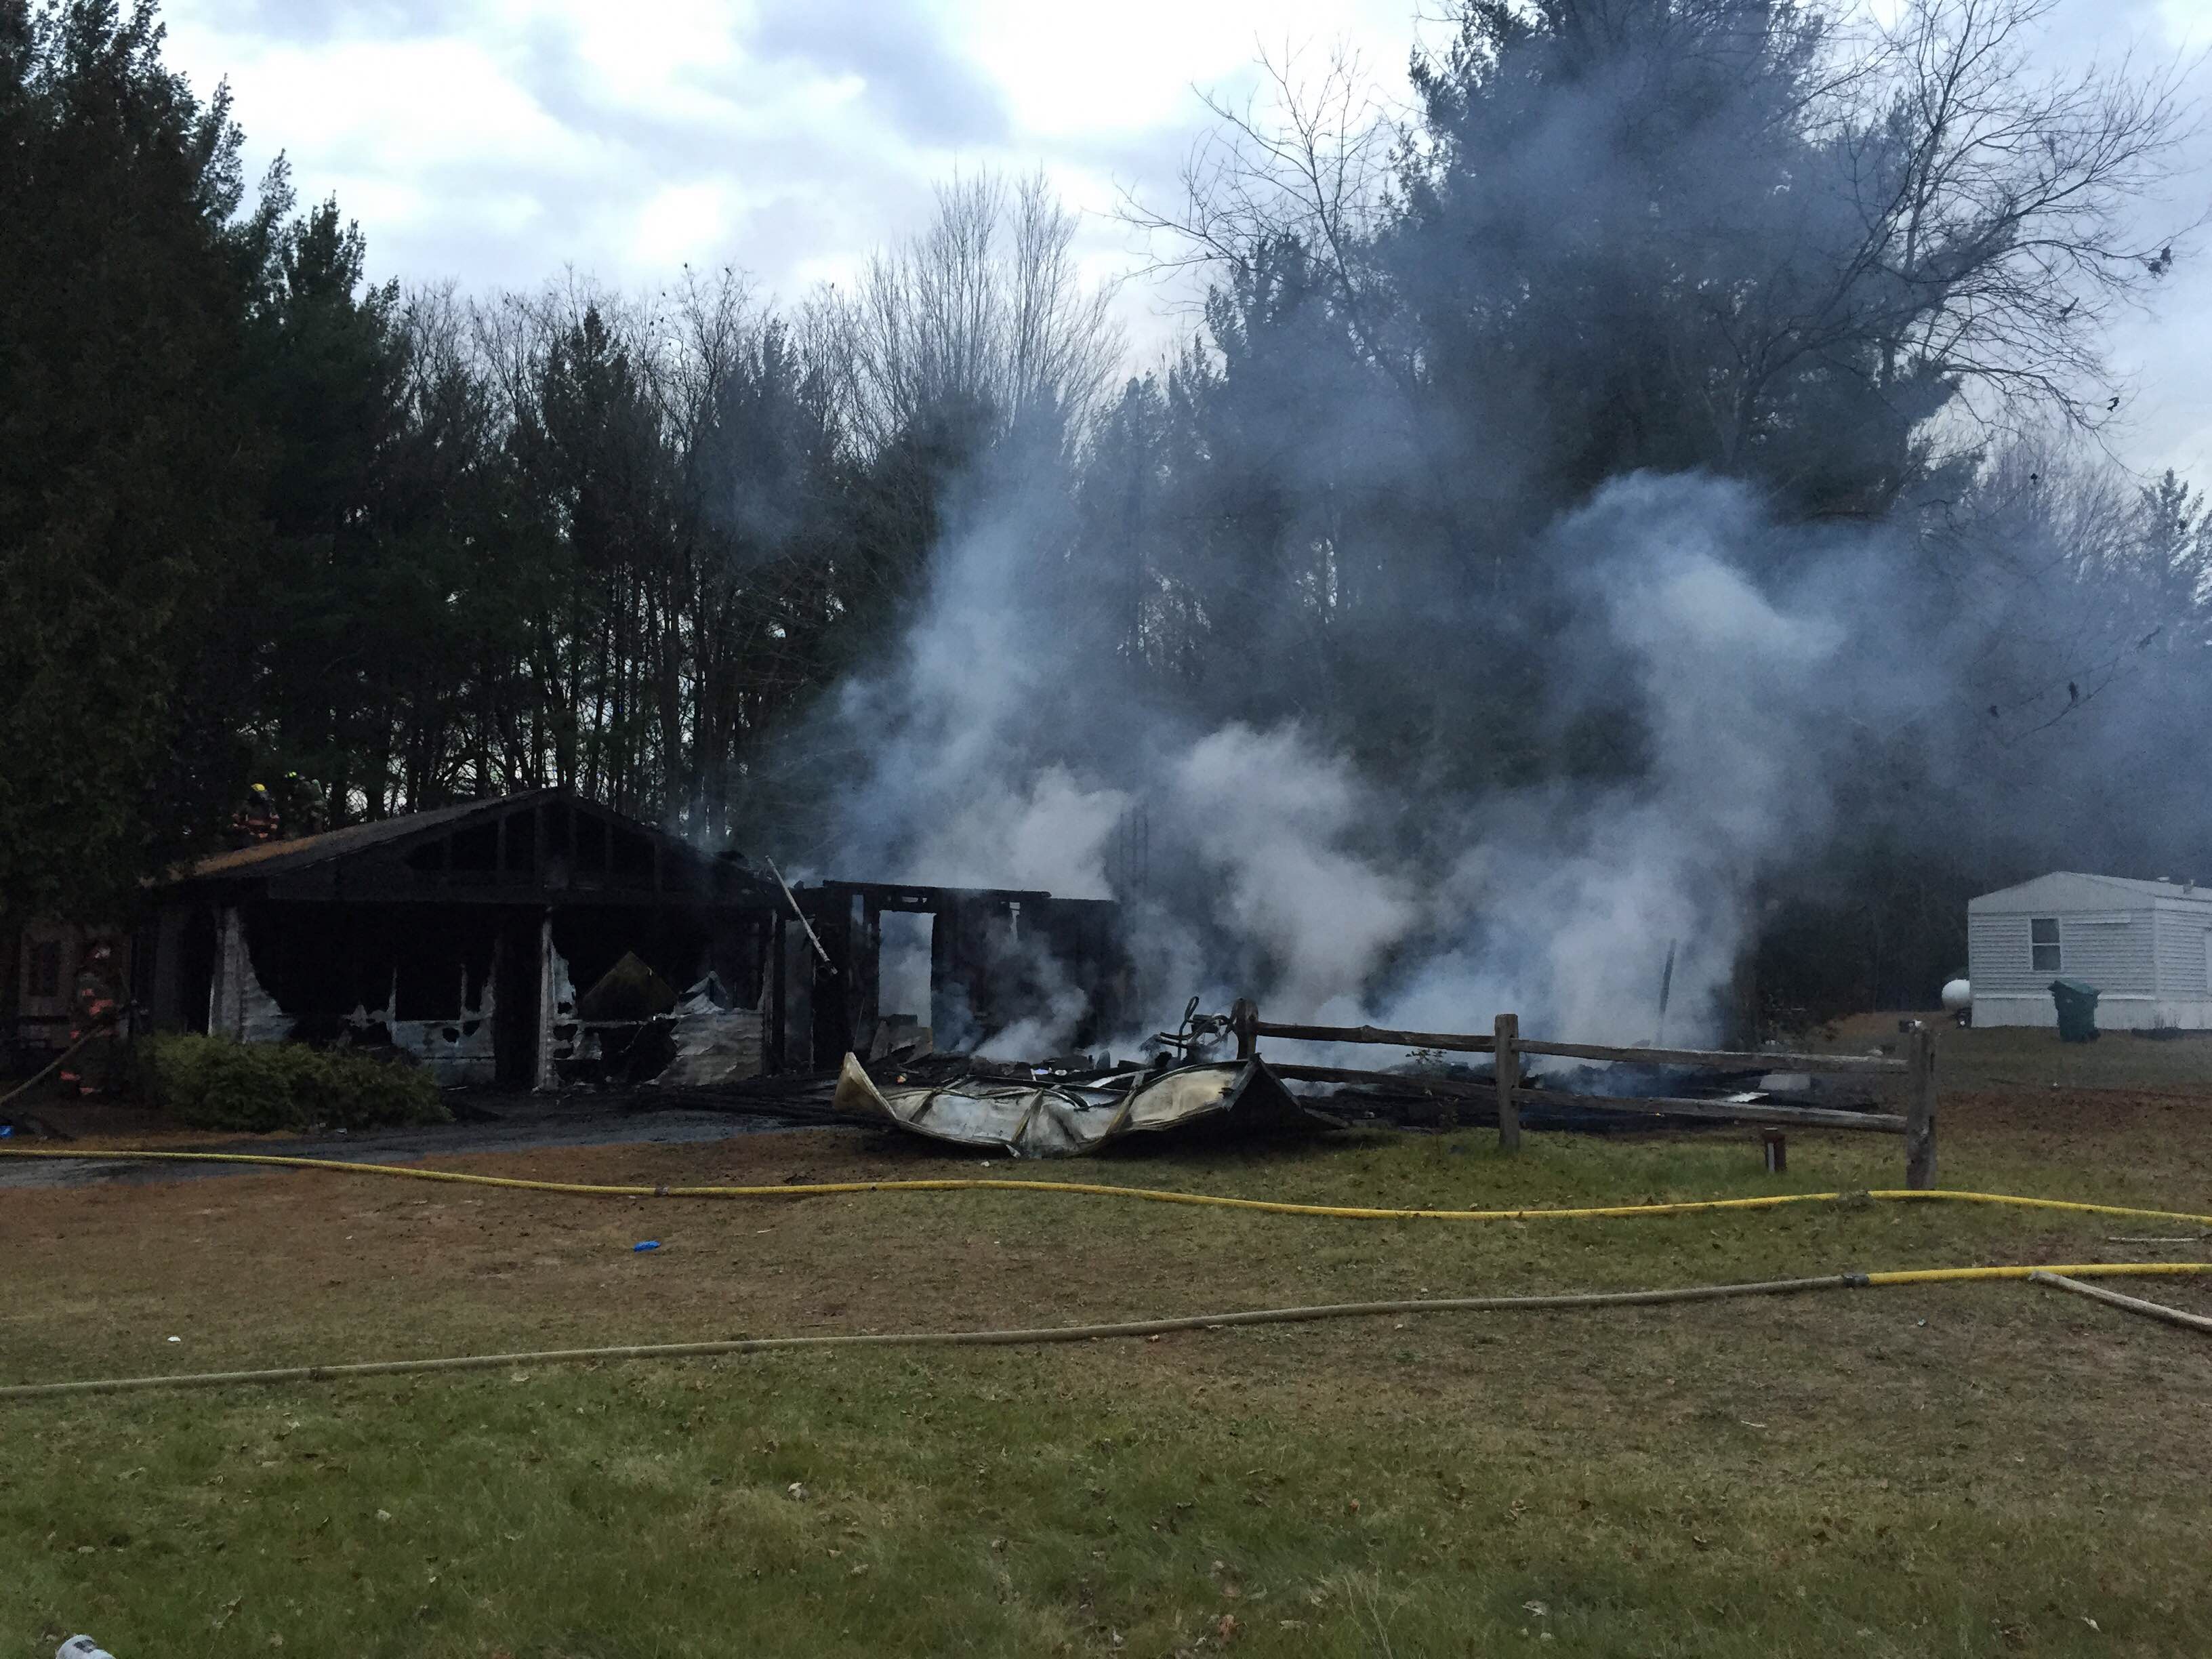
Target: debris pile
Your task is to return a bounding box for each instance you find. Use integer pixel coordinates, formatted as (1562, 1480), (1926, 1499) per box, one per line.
(829, 1052), (1339, 1158)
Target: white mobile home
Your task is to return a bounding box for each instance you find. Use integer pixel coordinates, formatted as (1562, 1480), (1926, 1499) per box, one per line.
(1967, 872), (2212, 1029)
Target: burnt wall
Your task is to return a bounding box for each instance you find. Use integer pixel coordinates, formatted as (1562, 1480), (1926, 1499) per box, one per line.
(241, 902), (500, 1042)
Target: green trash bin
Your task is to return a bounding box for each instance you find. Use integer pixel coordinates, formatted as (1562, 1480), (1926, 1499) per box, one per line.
(2049, 977), (2102, 1043)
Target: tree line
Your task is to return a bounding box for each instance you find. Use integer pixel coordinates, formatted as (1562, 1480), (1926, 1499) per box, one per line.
(3, 0), (2207, 1021)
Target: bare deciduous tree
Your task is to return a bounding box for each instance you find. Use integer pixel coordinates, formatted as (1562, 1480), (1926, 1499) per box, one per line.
(838, 170), (1123, 453)
(1131, 0), (2197, 472)
(1822, 0), (2198, 431)
(1120, 44), (1405, 374)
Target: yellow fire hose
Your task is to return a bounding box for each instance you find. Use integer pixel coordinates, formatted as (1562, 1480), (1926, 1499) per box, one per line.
(5, 1146), (2209, 1400)
(4, 1143), (2212, 1231)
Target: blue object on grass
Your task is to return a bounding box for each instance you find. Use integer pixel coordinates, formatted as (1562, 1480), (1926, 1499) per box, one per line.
(633, 1240), (661, 1252)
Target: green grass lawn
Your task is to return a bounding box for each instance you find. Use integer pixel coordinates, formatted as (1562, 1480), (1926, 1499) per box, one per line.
(7, 1106), (2212, 1657)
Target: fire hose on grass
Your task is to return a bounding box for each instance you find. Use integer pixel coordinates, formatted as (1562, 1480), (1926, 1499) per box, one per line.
(5, 1142), (2212, 1229)
(4, 1146), (2210, 1400)
(0, 1260), (2206, 1402)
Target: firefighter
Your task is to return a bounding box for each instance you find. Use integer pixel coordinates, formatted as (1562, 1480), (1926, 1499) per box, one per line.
(237, 781), (279, 841)
(62, 940), (121, 1096)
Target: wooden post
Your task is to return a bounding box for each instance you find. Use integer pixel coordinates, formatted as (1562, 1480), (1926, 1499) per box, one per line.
(209, 906), (248, 1039)
(1904, 1023), (1937, 1189)
(1494, 1012), (1520, 1153)
(532, 912), (558, 1092)
(1229, 998), (1257, 1060)
(769, 915), (787, 1073)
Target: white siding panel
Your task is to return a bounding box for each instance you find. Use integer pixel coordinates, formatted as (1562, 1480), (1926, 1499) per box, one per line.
(2152, 907), (2212, 998)
(1969, 913), (2037, 995)
(1969, 909), (2155, 1000)
(1971, 992), (2056, 1029)
(2060, 914), (2156, 993)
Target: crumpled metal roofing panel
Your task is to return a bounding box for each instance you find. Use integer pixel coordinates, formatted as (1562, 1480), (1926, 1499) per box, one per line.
(829, 1052), (1336, 1158)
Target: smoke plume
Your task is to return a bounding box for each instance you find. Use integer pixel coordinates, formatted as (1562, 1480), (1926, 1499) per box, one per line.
(817, 462), (1946, 1052)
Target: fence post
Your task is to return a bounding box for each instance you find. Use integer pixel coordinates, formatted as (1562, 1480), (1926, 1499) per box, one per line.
(1495, 1012), (1521, 1153)
(1904, 1025), (1937, 1189)
(1229, 998), (1257, 1061)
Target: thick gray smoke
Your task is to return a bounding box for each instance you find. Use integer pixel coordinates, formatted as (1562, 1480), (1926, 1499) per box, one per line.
(823, 467), (1938, 1051)
(1364, 480), (1932, 1044)
(802, 3), (2200, 1056)
(822, 475), (1132, 900)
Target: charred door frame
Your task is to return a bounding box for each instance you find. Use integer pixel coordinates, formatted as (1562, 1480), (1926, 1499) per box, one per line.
(779, 881), (1124, 1071)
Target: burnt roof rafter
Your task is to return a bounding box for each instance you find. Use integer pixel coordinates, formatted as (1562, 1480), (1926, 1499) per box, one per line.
(160, 789), (778, 912)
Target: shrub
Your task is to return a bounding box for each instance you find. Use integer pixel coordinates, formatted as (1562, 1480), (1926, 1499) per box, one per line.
(136, 1036), (450, 1132)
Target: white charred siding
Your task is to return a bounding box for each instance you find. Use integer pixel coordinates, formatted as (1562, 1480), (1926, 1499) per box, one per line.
(1969, 909), (2156, 994)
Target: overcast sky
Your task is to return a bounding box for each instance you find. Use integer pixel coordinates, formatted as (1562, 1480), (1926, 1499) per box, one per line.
(161, 0), (2212, 480)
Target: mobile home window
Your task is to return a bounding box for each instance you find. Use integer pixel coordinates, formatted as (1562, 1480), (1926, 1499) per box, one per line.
(2030, 918), (2060, 973)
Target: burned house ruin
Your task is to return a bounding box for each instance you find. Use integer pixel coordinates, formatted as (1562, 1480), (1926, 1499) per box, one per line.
(119, 790), (1128, 1087)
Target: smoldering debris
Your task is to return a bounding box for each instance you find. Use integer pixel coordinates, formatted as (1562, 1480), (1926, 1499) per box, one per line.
(808, 976), (1890, 1156)
(829, 1052), (1339, 1158)
(654, 976), (767, 1088)
(556, 966), (772, 1092)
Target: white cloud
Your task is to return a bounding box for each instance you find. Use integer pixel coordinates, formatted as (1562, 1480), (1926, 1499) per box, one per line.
(155, 0), (2212, 477)
(221, 37), (596, 172)
(629, 178), (739, 271)
(945, 0), (1424, 138)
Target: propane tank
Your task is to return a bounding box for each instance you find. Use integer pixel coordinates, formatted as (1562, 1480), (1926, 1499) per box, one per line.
(1941, 977), (1971, 1025)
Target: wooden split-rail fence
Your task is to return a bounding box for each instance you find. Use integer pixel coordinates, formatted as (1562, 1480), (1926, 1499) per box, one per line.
(1225, 1002), (1937, 1189)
